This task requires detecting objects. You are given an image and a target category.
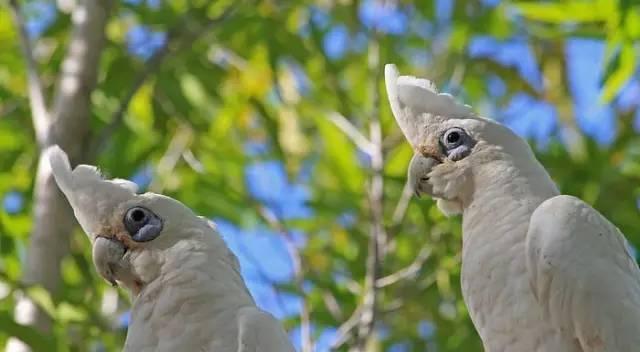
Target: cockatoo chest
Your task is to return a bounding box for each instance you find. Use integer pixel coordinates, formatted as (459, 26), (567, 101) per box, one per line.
(460, 205), (579, 352)
(125, 289), (240, 352)
(123, 265), (255, 352)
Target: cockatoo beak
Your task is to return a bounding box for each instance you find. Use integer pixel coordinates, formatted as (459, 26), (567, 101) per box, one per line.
(92, 236), (127, 286)
(408, 153), (439, 198)
(386, 64), (478, 200)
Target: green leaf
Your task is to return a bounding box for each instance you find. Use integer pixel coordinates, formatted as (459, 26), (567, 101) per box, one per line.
(600, 42), (636, 103)
(180, 74), (208, 109)
(25, 286), (56, 319)
(56, 303), (87, 323)
(513, 1), (614, 23)
(127, 82), (155, 132)
(314, 113), (365, 194)
(0, 312), (56, 351)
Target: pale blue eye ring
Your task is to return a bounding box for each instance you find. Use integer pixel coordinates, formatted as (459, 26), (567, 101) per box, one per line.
(440, 128), (474, 161)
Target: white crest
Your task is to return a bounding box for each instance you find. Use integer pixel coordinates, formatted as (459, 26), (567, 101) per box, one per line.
(47, 145), (137, 238)
(385, 64), (475, 147)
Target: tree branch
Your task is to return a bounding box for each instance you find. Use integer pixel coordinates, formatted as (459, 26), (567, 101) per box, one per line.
(46, 0), (113, 156)
(322, 290), (343, 320)
(391, 179), (413, 227)
(8, 0), (49, 145)
(353, 34), (385, 352)
(148, 125), (193, 193)
(9, 2), (114, 351)
(328, 112), (374, 155)
(330, 304), (364, 350)
(376, 247), (431, 288)
(331, 244), (432, 350)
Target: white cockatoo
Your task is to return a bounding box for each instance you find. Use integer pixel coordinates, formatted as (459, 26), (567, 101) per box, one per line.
(385, 64), (640, 351)
(46, 146), (295, 352)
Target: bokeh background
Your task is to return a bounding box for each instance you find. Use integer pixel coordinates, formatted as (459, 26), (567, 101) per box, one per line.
(1, 0), (639, 351)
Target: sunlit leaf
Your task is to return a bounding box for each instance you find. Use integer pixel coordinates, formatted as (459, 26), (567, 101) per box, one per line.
(600, 42), (636, 103)
(513, 1), (614, 23)
(0, 312), (55, 351)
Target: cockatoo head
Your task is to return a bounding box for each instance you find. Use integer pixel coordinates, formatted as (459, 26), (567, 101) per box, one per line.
(46, 146), (229, 296)
(386, 64), (537, 216)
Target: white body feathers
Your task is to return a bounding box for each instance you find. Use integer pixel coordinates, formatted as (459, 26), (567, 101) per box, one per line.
(47, 146), (295, 352)
(121, 226), (294, 352)
(386, 64), (640, 351)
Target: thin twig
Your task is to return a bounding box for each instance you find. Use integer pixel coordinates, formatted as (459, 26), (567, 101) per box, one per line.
(149, 125), (193, 193)
(322, 290), (343, 320)
(333, 246), (432, 350)
(353, 33), (385, 352)
(91, 5), (236, 157)
(328, 112), (374, 155)
(381, 130), (406, 155)
(182, 149), (205, 173)
(391, 179), (413, 227)
(330, 304), (364, 350)
(376, 247), (431, 288)
(9, 0), (49, 144)
(447, 61), (467, 96)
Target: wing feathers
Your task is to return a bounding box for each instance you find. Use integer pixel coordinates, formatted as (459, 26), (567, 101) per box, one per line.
(236, 307), (295, 352)
(526, 195), (640, 351)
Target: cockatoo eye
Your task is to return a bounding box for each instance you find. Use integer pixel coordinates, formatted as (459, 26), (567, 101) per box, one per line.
(442, 128), (465, 148)
(128, 208), (148, 224)
(440, 127), (475, 161)
(124, 206), (163, 242)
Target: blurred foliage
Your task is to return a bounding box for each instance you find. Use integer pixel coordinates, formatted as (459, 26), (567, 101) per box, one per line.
(0, 0), (639, 351)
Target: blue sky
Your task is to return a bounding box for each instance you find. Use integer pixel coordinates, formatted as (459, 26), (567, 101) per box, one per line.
(5, 1), (640, 351)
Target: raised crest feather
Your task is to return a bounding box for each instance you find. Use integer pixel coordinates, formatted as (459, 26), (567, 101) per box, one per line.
(385, 64), (476, 147)
(48, 145), (138, 195)
(46, 145), (138, 239)
(386, 64), (473, 119)
(47, 145), (74, 196)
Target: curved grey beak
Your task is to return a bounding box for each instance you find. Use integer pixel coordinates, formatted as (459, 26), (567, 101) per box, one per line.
(92, 236), (142, 294)
(408, 153), (440, 198)
(92, 236), (126, 286)
(92, 237), (127, 286)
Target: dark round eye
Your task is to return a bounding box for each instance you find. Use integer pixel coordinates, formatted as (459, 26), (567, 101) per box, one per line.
(447, 131), (460, 144)
(123, 206), (163, 242)
(442, 128), (466, 149)
(128, 208), (147, 224)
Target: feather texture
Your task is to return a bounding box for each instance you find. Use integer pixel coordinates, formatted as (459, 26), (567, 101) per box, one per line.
(386, 64), (640, 352)
(385, 64), (474, 148)
(48, 147), (295, 352)
(46, 145), (74, 196)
